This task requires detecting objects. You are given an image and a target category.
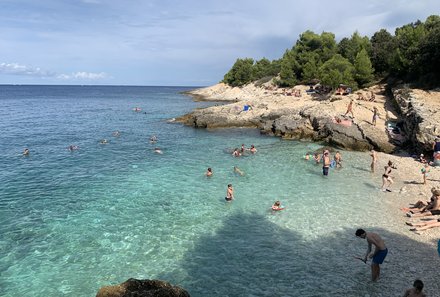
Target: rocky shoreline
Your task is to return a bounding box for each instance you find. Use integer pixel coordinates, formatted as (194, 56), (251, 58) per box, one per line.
(177, 82), (440, 155)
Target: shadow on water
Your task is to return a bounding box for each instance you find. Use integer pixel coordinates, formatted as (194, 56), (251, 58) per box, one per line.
(156, 212), (439, 297)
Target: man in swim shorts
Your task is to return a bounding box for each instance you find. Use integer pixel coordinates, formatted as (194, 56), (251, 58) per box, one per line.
(355, 229), (388, 281)
(225, 184), (234, 201)
(322, 151), (331, 176)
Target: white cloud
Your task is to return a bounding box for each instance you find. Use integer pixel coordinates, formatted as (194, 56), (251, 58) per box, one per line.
(0, 62), (108, 81)
(0, 62), (55, 77)
(58, 71), (108, 80)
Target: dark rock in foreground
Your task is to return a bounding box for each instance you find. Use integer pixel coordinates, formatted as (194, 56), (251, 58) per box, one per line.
(96, 278), (190, 297)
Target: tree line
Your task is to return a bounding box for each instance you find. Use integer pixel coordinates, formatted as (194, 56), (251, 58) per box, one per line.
(222, 15), (440, 90)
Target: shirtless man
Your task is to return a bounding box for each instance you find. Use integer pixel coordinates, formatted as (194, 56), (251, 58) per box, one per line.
(355, 229), (388, 281)
(322, 151), (331, 176)
(225, 184), (234, 201)
(370, 150), (378, 173)
(402, 279), (426, 297)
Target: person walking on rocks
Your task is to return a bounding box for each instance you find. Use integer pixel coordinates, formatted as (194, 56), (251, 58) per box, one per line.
(372, 106), (378, 126)
(344, 99), (354, 118)
(355, 229), (388, 282)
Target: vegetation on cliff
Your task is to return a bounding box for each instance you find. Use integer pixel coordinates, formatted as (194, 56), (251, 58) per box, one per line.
(222, 15), (440, 89)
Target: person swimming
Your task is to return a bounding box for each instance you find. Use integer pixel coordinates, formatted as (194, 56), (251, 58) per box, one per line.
(249, 144), (257, 154)
(233, 166), (244, 176)
(68, 145), (79, 151)
(206, 167), (212, 177)
(232, 148), (241, 157)
(100, 139), (108, 144)
(150, 135), (158, 143)
(272, 201), (285, 211)
(154, 147), (163, 154)
(23, 148), (29, 156)
(112, 131), (120, 137)
(304, 153), (310, 160)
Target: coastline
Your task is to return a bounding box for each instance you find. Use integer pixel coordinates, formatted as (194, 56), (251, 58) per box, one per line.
(178, 82), (440, 293)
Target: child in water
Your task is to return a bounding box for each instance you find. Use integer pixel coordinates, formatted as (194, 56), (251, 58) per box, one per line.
(271, 201), (285, 211)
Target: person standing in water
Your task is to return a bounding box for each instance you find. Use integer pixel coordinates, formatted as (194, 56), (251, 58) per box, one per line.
(334, 151), (342, 168)
(322, 151), (331, 176)
(225, 184), (234, 201)
(205, 167), (212, 177)
(355, 229), (388, 282)
(370, 150), (378, 173)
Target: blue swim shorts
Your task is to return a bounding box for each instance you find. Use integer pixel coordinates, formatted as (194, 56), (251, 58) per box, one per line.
(372, 248), (388, 264)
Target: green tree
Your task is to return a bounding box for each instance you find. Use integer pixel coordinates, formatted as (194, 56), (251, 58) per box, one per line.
(415, 20), (440, 85)
(251, 58), (271, 81)
(277, 50), (297, 87)
(319, 54), (356, 89)
(370, 29), (396, 76)
(354, 49), (374, 87)
(391, 21), (427, 78)
(338, 31), (372, 64)
(222, 58), (254, 87)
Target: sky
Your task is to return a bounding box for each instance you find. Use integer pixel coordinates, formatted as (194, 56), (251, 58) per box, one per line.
(0, 0), (439, 86)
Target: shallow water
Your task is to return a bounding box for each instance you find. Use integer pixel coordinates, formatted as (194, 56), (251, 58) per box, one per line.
(0, 85), (402, 296)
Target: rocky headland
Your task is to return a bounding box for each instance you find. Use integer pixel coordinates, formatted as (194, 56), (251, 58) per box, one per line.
(176, 81), (440, 155)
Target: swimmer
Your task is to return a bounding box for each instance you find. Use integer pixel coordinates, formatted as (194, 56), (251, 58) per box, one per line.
(313, 153), (321, 163)
(225, 184), (234, 201)
(232, 148), (241, 157)
(304, 153), (310, 160)
(150, 135), (158, 143)
(154, 147), (163, 154)
(100, 139), (108, 145)
(23, 148), (29, 156)
(206, 167), (212, 177)
(233, 166), (244, 176)
(250, 144), (257, 154)
(133, 107), (141, 112)
(68, 145), (79, 151)
(334, 151), (342, 168)
(241, 144), (246, 153)
(112, 131), (120, 137)
(271, 201), (285, 211)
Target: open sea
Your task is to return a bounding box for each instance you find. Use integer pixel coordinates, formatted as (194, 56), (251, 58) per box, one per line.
(0, 85), (406, 296)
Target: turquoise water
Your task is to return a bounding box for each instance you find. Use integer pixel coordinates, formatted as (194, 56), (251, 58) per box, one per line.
(0, 86), (393, 296)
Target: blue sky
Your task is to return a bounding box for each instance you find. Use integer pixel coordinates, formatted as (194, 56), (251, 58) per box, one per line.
(0, 0), (438, 86)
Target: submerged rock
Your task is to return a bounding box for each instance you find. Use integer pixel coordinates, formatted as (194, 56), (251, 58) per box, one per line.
(96, 278), (190, 297)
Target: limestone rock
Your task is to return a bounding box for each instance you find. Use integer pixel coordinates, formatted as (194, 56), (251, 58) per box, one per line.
(96, 278), (190, 297)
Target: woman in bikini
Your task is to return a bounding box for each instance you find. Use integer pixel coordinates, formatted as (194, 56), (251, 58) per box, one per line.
(381, 160), (394, 192)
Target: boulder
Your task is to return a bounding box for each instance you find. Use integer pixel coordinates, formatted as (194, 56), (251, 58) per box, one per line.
(391, 87), (440, 153)
(96, 278), (190, 297)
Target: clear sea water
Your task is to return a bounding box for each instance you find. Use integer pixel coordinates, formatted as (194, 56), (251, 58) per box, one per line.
(0, 85), (403, 296)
